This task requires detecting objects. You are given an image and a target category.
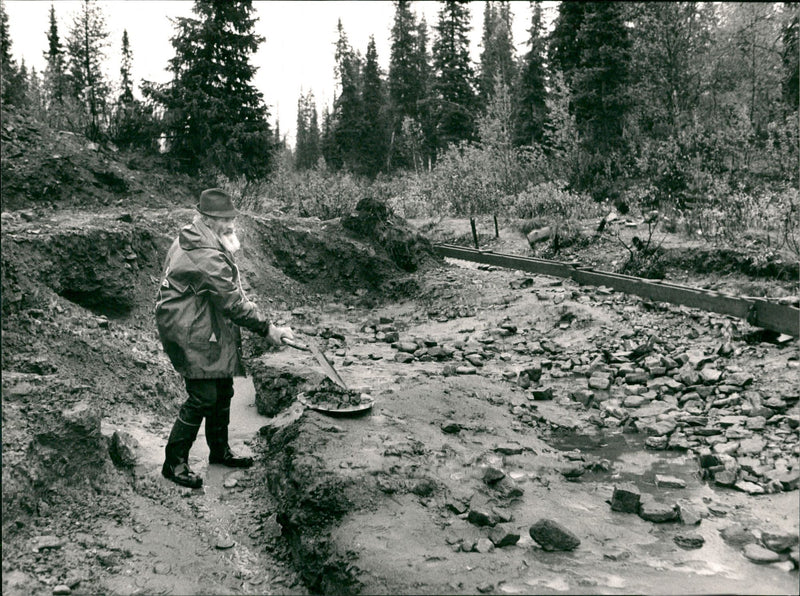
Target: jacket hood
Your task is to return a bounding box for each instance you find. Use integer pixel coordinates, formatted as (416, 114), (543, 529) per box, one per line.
(179, 216), (224, 252)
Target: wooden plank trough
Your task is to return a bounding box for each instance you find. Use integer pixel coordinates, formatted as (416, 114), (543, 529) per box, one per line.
(434, 244), (800, 337)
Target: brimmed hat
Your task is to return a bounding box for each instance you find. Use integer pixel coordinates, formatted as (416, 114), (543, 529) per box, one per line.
(197, 188), (238, 218)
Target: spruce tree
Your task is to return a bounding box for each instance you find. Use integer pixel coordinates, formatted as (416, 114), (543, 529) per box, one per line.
(432, 0), (477, 150)
(571, 2), (632, 153)
(512, 1), (547, 147)
(320, 103), (340, 169)
(331, 20), (363, 173)
(149, 0), (273, 178)
(295, 90), (321, 170)
(43, 3), (67, 107)
(66, 0), (111, 139)
(111, 28), (154, 149)
(388, 0), (421, 124)
(416, 16), (436, 167)
(1, 2), (24, 107)
(360, 36), (388, 177)
(119, 29), (133, 104)
(478, 1), (515, 110)
(27, 66), (45, 119)
(548, 1), (586, 87)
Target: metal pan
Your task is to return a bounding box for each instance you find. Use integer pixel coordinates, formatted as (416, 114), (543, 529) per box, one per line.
(282, 337), (348, 389)
(296, 391), (374, 416)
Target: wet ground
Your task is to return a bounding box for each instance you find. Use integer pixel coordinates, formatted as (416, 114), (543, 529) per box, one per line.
(3, 214), (797, 595)
(244, 257), (799, 595)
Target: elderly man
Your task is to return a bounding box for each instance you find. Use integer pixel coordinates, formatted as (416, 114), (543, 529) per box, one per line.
(155, 188), (293, 488)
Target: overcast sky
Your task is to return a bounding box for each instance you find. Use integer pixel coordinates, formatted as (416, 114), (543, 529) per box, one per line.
(5, 1), (557, 147)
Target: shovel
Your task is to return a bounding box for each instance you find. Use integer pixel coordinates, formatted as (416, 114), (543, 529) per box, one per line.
(282, 337), (348, 390)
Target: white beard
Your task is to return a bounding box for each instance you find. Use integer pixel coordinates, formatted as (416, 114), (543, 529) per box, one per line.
(219, 231), (241, 254)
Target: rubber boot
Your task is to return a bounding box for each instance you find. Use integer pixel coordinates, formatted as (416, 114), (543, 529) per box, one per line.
(162, 418), (203, 488)
(206, 381), (252, 468)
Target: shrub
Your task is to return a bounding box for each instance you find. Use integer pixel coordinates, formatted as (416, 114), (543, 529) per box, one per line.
(509, 180), (601, 221)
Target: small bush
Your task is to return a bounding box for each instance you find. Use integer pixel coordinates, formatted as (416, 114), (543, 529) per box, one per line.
(509, 180), (601, 221)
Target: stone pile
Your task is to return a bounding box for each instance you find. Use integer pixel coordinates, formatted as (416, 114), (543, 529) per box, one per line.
(370, 316), (522, 375)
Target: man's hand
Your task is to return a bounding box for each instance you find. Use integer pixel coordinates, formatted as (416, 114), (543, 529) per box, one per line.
(267, 324), (294, 347)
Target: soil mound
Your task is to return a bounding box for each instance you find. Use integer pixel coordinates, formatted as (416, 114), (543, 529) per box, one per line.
(342, 196), (437, 273)
(0, 106), (199, 212)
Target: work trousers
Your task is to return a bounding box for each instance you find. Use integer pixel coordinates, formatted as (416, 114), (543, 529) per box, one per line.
(164, 377), (234, 468)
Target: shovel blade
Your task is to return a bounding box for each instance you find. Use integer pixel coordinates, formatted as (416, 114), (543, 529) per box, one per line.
(309, 344), (348, 389)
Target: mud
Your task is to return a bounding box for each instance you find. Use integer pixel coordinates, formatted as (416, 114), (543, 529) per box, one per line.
(247, 257), (798, 595)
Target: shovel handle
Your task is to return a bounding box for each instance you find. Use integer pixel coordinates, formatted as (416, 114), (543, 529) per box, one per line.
(282, 337), (310, 352)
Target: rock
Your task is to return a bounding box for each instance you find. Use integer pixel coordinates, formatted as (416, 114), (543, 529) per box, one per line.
(52, 586), (71, 595)
(743, 544), (782, 564)
(33, 535), (63, 550)
(441, 420), (462, 434)
(640, 419), (677, 437)
(571, 389), (594, 407)
(152, 562), (171, 574)
(465, 353), (484, 367)
(687, 351), (715, 369)
(494, 477), (525, 499)
(475, 538), (494, 553)
(396, 341), (418, 353)
(677, 502), (704, 525)
(625, 372), (649, 385)
(714, 470), (738, 486)
(483, 467), (506, 485)
(531, 387), (553, 400)
(655, 474), (686, 489)
(529, 519), (581, 551)
(215, 536), (235, 550)
(456, 366), (477, 375)
(700, 368), (722, 383)
(713, 441), (740, 456)
(395, 352), (415, 363)
(468, 508), (495, 527)
(734, 480), (765, 495)
(494, 444), (524, 455)
(559, 465), (585, 480)
(772, 560), (796, 573)
(644, 436), (668, 450)
(737, 437), (766, 455)
(611, 484), (641, 513)
(720, 524), (757, 546)
(777, 470), (800, 491)
(445, 496), (469, 515)
(638, 499), (679, 522)
(476, 582), (495, 593)
(589, 374), (611, 390)
(668, 433), (692, 451)
(109, 430), (138, 467)
(223, 476), (238, 489)
(623, 395), (647, 408)
(697, 450), (723, 468)
(488, 525), (521, 547)
(746, 414), (769, 430)
(520, 364), (543, 383)
(762, 531), (799, 553)
(674, 533), (705, 549)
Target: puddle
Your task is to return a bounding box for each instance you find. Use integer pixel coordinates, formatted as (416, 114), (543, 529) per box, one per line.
(546, 429), (700, 493)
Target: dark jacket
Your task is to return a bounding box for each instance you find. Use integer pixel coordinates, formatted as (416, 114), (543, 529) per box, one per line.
(155, 216), (269, 379)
